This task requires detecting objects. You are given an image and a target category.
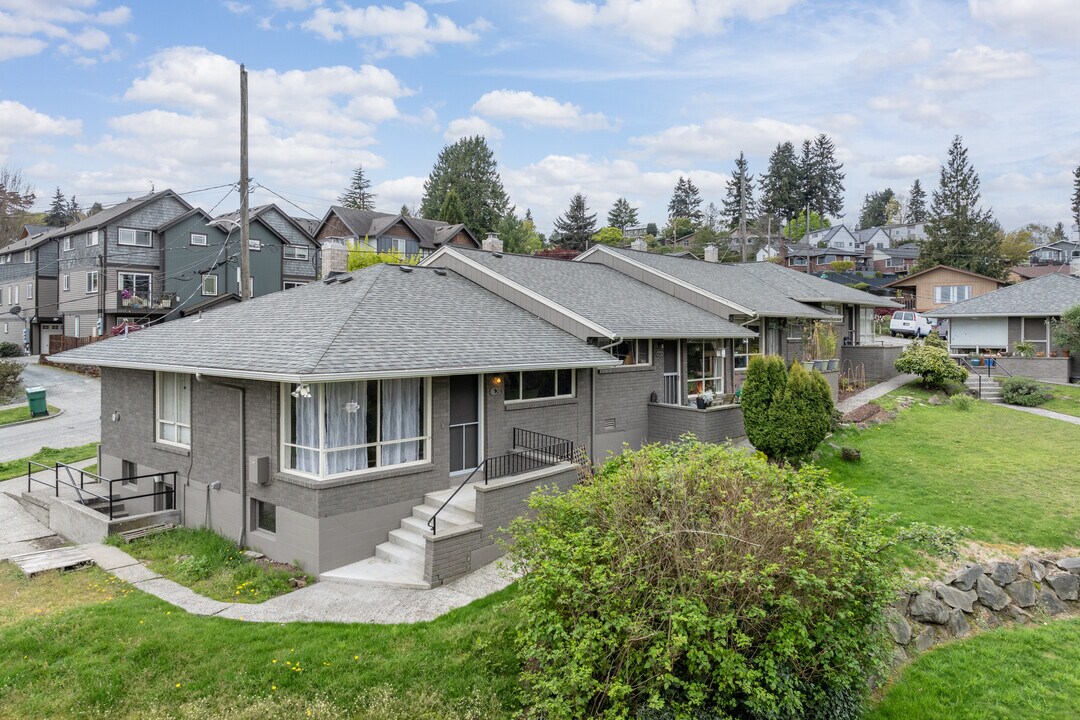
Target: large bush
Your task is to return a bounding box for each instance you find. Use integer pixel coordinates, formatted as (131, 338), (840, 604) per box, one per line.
(1001, 376), (1052, 407)
(0, 358), (23, 403)
(1052, 304), (1080, 355)
(894, 340), (967, 387)
(507, 441), (895, 720)
(0, 341), (20, 357)
(741, 356), (833, 463)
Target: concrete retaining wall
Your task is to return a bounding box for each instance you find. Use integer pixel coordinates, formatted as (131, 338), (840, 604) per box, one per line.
(841, 345), (903, 382)
(646, 402), (746, 445)
(994, 357), (1071, 385)
(47, 497), (180, 545)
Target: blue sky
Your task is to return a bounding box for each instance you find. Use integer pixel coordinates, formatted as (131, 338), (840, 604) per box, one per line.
(1, 0), (1079, 236)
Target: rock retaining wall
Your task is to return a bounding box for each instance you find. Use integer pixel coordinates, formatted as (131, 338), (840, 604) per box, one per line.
(889, 554), (1080, 662)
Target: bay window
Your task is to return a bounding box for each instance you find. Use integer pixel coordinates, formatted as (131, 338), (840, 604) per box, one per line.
(283, 378), (430, 479)
(686, 340), (724, 397)
(156, 372), (191, 447)
(504, 369), (574, 402)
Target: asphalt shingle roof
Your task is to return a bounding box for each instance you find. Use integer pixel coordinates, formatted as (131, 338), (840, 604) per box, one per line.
(928, 273), (1080, 317)
(324, 206), (478, 250)
(736, 261), (899, 307)
(450, 248), (757, 338)
(53, 190), (191, 237)
(53, 264), (619, 379)
(592, 247), (835, 318)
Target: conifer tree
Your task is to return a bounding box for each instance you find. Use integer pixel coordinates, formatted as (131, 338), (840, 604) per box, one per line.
(437, 187), (467, 226)
(553, 193), (597, 251)
(45, 187), (68, 226)
(810, 133), (845, 219)
(906, 179), (927, 223)
(420, 136), (509, 238)
(858, 189), (894, 229)
(338, 164), (377, 210)
(761, 141), (801, 226)
(667, 177), (703, 224)
(721, 152), (757, 232)
(606, 197), (639, 230)
(1071, 165), (1080, 237)
(920, 135), (1005, 279)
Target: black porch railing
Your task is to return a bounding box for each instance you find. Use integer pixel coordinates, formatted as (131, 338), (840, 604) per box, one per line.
(427, 428), (576, 535)
(27, 461), (176, 521)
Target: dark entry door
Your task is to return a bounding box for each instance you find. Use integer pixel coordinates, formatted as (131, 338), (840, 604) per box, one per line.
(448, 375), (480, 473)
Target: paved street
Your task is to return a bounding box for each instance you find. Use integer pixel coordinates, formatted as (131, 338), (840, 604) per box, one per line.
(0, 358), (100, 462)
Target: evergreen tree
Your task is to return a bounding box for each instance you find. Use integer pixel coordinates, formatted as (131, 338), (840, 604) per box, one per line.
(338, 164), (377, 210)
(400, 204), (410, 217)
(920, 135), (1005, 279)
(0, 166), (36, 243)
(906, 179), (927, 223)
(1072, 165), (1080, 238)
(67, 196), (81, 224)
(811, 133), (845, 219)
(701, 202), (722, 232)
(420, 136), (510, 238)
(761, 141), (802, 225)
(45, 187), (68, 226)
(553, 193), (597, 251)
(89, 201), (104, 216)
(606, 197), (639, 230)
(437, 187), (467, 226)
(720, 152), (757, 232)
(497, 210), (543, 254)
(645, 222), (658, 237)
(1052, 221), (1068, 243)
(858, 189), (895, 229)
(666, 177), (703, 224)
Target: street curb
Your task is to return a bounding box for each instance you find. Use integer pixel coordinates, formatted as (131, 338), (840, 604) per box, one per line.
(0, 407), (65, 429)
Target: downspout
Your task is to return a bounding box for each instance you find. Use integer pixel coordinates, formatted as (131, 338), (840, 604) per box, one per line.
(197, 374), (248, 547)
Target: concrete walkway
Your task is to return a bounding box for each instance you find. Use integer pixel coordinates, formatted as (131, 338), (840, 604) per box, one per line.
(0, 358), (101, 462)
(1000, 404), (1080, 427)
(836, 373), (919, 414)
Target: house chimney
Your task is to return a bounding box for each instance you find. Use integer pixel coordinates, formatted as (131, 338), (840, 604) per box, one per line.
(321, 238), (349, 274)
(630, 238), (647, 252)
(704, 244), (719, 263)
(482, 232), (503, 252)
(1071, 258), (1080, 277)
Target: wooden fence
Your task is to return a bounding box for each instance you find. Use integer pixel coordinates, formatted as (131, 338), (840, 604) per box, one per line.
(48, 334), (108, 356)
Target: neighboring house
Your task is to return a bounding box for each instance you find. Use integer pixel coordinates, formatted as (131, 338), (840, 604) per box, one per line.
(1009, 264), (1071, 283)
(216, 204), (320, 288)
(1029, 240), (1080, 266)
(755, 239), (782, 262)
(314, 206), (479, 272)
(19, 224), (51, 241)
(869, 243), (919, 273)
(801, 225), (862, 252)
(783, 242), (865, 273)
(882, 222), (927, 245)
(54, 263), (622, 586)
(422, 245), (757, 459)
(53, 190), (194, 338)
(883, 265), (1006, 314)
(854, 226), (892, 250)
(928, 271), (1080, 382)
(0, 228), (62, 353)
(815, 270), (902, 299)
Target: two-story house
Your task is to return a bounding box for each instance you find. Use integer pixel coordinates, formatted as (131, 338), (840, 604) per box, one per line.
(1029, 240), (1080, 266)
(868, 243), (919, 274)
(0, 228), (62, 352)
(216, 204), (320, 288)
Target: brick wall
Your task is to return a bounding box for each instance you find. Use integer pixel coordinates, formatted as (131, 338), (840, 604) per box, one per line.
(484, 369), (593, 459)
(646, 402), (746, 445)
(593, 340), (667, 461)
(993, 357), (1071, 384)
(840, 345), (902, 382)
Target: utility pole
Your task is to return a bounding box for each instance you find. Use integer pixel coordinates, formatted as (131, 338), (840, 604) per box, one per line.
(239, 63), (251, 301)
(738, 165), (747, 262)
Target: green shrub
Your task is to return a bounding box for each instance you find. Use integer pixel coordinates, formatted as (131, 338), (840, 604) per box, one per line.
(895, 340), (967, 388)
(923, 333), (947, 350)
(950, 394), (976, 412)
(1001, 376), (1052, 407)
(1051, 304), (1080, 355)
(742, 356), (834, 463)
(0, 358), (23, 403)
(0, 342), (20, 358)
(506, 441), (895, 720)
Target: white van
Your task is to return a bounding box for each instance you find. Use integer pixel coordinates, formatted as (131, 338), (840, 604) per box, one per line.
(890, 311), (933, 338)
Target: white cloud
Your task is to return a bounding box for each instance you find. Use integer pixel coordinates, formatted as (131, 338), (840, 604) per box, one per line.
(871, 154), (939, 180)
(471, 90), (613, 131)
(542, 0), (798, 52)
(444, 116), (503, 142)
(372, 175), (427, 212)
(916, 45), (1038, 92)
(867, 95), (979, 129)
(0, 1), (131, 62)
(223, 1), (252, 14)
(854, 37), (933, 73)
(272, 0), (323, 9)
(969, 0), (1080, 44)
(629, 116), (823, 166)
(301, 1), (490, 57)
(0, 101), (82, 140)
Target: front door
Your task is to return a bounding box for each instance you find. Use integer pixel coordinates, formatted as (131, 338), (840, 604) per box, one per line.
(448, 375), (481, 474)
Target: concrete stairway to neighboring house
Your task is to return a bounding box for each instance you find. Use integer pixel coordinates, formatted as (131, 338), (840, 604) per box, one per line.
(964, 373), (1003, 403)
(320, 481), (481, 589)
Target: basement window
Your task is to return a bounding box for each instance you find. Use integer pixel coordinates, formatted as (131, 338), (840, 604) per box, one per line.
(253, 499), (277, 534)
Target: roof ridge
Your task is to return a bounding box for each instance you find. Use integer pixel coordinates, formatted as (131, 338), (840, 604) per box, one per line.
(306, 266), (388, 374)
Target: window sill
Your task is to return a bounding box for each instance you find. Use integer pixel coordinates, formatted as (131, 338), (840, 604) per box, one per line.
(503, 397), (578, 411)
(274, 460), (434, 489)
(153, 442), (191, 457)
(597, 364), (654, 375)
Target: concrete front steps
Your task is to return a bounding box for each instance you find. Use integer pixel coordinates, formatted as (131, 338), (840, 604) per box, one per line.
(965, 375), (1003, 403)
(319, 481), (481, 589)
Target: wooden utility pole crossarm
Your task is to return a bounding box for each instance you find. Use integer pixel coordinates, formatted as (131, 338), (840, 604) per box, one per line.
(239, 63), (251, 301)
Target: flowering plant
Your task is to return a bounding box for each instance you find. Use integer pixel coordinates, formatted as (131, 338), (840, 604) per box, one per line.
(121, 289), (133, 299)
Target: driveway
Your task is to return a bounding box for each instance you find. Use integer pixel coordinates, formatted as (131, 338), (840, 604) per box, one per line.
(0, 358), (100, 462)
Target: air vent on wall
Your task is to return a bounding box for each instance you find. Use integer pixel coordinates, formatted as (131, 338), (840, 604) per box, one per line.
(603, 418), (616, 431)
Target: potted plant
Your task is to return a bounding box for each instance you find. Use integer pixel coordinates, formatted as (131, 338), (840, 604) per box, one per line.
(1013, 340), (1034, 358)
(696, 389), (714, 410)
(121, 288), (134, 307)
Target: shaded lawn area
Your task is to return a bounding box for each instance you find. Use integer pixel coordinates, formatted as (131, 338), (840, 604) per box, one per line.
(0, 404), (60, 426)
(871, 618), (1080, 720)
(107, 527), (313, 603)
(0, 564), (521, 719)
(819, 385), (1080, 550)
(1041, 381), (1080, 419)
(0, 443), (99, 482)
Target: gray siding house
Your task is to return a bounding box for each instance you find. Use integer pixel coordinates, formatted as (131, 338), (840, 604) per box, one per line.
(0, 228), (62, 353)
(217, 204), (320, 287)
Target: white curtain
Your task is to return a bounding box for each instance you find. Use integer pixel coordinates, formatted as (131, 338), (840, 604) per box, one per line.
(381, 378), (422, 465)
(159, 373), (176, 442)
(291, 386), (320, 474)
(325, 381), (370, 474)
(176, 374), (191, 445)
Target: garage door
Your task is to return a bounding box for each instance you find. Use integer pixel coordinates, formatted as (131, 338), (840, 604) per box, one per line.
(951, 317), (1007, 350)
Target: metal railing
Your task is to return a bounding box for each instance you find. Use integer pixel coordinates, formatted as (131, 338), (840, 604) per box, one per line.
(663, 372), (680, 405)
(427, 429), (576, 535)
(115, 290), (178, 312)
(26, 461), (176, 521)
(956, 356), (1013, 398)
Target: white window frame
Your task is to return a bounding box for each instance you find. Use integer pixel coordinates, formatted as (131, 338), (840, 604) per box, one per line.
(284, 245), (309, 260)
(62, 275), (70, 292)
(86, 271), (99, 294)
(604, 338), (651, 366)
(63, 236), (74, 252)
(118, 271), (152, 298)
(283, 281), (306, 290)
(12, 286), (18, 305)
(86, 230), (100, 247)
(734, 328), (761, 370)
(503, 369), (576, 404)
(201, 274), (218, 296)
(23, 250), (32, 263)
(933, 285), (972, 304)
(156, 372), (192, 449)
(686, 339), (725, 398)
(73, 316), (80, 337)
(26, 283), (33, 300)
(190, 233), (207, 246)
(118, 227), (153, 247)
(280, 378), (433, 480)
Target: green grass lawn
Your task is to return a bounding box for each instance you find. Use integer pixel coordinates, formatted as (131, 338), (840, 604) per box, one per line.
(0, 563), (520, 719)
(107, 527), (313, 603)
(0, 404), (60, 426)
(1041, 381), (1080, 419)
(871, 619), (1080, 719)
(0, 443), (99, 482)
(819, 385), (1080, 550)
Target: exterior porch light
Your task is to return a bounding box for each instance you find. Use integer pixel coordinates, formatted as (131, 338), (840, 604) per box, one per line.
(291, 383), (312, 399)
(489, 374), (504, 395)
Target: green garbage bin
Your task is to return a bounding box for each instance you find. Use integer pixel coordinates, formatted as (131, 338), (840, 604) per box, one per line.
(25, 386), (48, 417)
